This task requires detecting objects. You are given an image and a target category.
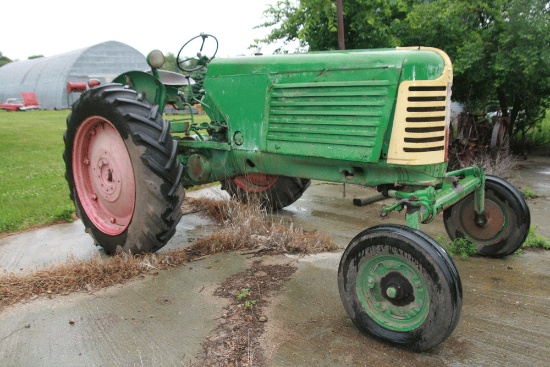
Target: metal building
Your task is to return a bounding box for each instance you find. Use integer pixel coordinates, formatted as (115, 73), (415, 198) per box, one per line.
(0, 41), (148, 110)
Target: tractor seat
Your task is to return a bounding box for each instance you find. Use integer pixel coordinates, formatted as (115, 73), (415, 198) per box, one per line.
(148, 70), (195, 87)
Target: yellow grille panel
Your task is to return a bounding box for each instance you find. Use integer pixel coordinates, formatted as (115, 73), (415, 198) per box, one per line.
(387, 48), (453, 165)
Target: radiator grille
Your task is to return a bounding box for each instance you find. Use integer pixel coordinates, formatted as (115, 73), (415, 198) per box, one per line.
(387, 81), (451, 165)
(402, 85), (447, 153)
(266, 80), (391, 162)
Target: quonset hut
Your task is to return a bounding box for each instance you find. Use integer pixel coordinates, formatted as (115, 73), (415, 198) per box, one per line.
(0, 41), (149, 110)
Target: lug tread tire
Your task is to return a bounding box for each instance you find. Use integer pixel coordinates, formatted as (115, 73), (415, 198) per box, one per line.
(64, 84), (184, 254)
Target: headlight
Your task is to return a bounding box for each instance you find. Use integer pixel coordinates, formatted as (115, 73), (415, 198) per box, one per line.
(147, 50), (165, 69)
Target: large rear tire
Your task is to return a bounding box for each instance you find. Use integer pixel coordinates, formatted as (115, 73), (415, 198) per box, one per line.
(443, 175), (530, 257)
(222, 174), (310, 211)
(338, 224), (462, 351)
(64, 84), (185, 254)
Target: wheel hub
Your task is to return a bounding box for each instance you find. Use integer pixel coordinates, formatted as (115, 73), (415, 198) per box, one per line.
(380, 271), (415, 306)
(72, 116), (136, 235)
(95, 155), (123, 202)
(357, 255), (430, 331)
(460, 197), (507, 241)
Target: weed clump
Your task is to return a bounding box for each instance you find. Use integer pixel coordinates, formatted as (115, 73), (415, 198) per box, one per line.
(448, 238), (479, 260)
(520, 186), (539, 200)
(436, 235), (478, 260)
(186, 197), (338, 256)
(522, 226), (550, 250)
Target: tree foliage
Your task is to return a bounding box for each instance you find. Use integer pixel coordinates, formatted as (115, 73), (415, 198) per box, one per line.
(255, 0), (415, 51)
(257, 0), (550, 146)
(161, 52), (180, 73)
(0, 51), (12, 68)
(403, 0), (550, 140)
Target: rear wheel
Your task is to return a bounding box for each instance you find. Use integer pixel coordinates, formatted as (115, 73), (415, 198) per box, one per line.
(64, 84), (185, 254)
(338, 224), (462, 351)
(443, 175), (530, 257)
(222, 174), (310, 211)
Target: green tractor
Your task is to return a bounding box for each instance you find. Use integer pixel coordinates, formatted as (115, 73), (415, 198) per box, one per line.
(63, 34), (530, 351)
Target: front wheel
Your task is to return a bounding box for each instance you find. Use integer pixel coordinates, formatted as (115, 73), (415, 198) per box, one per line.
(221, 174), (310, 211)
(443, 175), (530, 257)
(338, 224), (462, 351)
(64, 84), (185, 254)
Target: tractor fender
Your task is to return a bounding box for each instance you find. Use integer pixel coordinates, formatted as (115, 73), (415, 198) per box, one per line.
(112, 71), (167, 112)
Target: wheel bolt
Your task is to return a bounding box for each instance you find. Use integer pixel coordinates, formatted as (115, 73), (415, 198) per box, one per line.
(91, 194), (97, 200)
(110, 217), (116, 224)
(83, 158), (90, 165)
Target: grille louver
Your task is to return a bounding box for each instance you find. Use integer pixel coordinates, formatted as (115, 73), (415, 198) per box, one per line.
(387, 80), (451, 165)
(266, 80), (391, 162)
(402, 85), (447, 153)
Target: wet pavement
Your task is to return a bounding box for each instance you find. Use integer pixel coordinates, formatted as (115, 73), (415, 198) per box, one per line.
(1, 156), (549, 366)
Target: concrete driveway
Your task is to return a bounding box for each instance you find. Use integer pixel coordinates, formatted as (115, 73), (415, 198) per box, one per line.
(1, 156), (549, 366)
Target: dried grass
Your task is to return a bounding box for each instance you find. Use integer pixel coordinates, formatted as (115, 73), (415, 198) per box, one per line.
(0, 251), (188, 309)
(186, 197), (338, 256)
(0, 196), (337, 310)
(450, 143), (516, 178)
(469, 149), (516, 177)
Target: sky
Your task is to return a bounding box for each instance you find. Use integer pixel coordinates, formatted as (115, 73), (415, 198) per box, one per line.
(1, 0), (289, 61)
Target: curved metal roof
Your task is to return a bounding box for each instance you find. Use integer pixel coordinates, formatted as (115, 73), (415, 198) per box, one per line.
(0, 41), (149, 109)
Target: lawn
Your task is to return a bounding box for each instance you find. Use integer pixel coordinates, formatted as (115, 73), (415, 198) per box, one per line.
(0, 110), (74, 233)
(531, 110), (550, 145)
(0, 110), (209, 235)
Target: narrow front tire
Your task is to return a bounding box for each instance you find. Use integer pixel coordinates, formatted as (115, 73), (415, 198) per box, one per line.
(443, 175), (530, 257)
(338, 224), (462, 351)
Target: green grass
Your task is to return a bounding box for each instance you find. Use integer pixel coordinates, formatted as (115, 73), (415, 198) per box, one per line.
(520, 186), (539, 200)
(6, 109), (543, 236)
(531, 110), (550, 144)
(436, 235), (478, 260)
(522, 226), (550, 250)
(0, 110), (75, 233)
(0, 110), (211, 234)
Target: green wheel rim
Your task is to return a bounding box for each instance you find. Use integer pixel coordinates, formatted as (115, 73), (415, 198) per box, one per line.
(356, 254), (430, 332)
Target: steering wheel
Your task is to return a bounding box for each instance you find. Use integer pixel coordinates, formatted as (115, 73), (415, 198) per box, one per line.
(177, 33), (219, 72)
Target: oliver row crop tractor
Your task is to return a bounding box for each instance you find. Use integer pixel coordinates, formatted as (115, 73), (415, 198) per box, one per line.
(63, 34), (530, 351)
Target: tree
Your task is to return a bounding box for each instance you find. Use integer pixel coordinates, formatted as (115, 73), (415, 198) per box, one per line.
(0, 51), (12, 67)
(256, 0), (550, 151)
(255, 0), (414, 51)
(161, 53), (180, 73)
(403, 0), (550, 150)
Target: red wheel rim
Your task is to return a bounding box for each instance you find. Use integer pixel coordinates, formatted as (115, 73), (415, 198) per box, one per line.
(72, 116), (136, 235)
(233, 173), (278, 193)
(457, 196), (507, 242)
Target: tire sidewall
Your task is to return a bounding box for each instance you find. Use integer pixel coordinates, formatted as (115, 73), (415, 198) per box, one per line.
(338, 225), (461, 351)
